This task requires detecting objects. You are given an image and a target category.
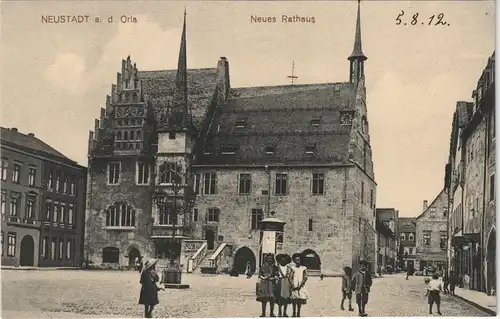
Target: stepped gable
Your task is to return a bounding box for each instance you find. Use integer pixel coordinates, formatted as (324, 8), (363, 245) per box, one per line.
(1, 127), (72, 161)
(197, 82), (355, 165)
(138, 68), (218, 130)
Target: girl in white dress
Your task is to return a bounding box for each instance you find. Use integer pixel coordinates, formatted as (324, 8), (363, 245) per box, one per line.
(290, 253), (308, 317)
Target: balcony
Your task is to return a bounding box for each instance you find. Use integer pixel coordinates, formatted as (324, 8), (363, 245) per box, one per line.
(150, 226), (188, 239)
(7, 216), (41, 228)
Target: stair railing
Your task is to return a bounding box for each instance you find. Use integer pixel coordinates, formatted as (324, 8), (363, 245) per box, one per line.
(187, 242), (208, 272)
(208, 243), (232, 271)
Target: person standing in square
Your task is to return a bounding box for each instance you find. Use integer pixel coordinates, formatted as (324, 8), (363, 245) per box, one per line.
(351, 260), (372, 317)
(290, 253), (309, 317)
(341, 266), (354, 311)
(426, 273), (443, 315)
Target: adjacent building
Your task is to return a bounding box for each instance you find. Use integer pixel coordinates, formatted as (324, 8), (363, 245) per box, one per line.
(415, 191), (448, 271)
(397, 217), (416, 271)
(375, 208), (398, 272)
(446, 52), (495, 294)
(85, 2), (378, 275)
(1, 127), (87, 267)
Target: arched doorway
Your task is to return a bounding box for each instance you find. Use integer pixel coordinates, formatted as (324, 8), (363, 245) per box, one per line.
(19, 235), (35, 266)
(102, 247), (120, 263)
(127, 246), (141, 267)
(486, 229), (496, 295)
(301, 249), (321, 270)
(233, 246), (256, 274)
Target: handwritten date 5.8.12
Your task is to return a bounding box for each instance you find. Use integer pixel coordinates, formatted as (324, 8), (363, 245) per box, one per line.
(396, 10), (449, 26)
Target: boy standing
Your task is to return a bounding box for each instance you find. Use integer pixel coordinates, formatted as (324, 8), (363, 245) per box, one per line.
(341, 266), (354, 311)
(351, 261), (372, 317)
(426, 273), (443, 315)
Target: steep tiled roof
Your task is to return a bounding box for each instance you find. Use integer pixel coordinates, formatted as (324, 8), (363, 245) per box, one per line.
(0, 127), (72, 161)
(398, 217), (416, 232)
(138, 68), (218, 130)
(196, 83), (355, 165)
(376, 208), (396, 222)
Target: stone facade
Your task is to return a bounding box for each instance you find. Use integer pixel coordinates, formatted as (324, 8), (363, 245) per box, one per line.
(375, 208), (398, 272)
(445, 52), (495, 294)
(84, 2), (378, 275)
(415, 191), (448, 271)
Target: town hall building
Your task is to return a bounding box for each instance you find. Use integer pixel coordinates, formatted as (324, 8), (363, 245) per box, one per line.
(84, 1), (377, 275)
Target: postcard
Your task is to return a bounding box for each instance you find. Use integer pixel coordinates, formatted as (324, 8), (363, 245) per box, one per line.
(0, 0), (496, 318)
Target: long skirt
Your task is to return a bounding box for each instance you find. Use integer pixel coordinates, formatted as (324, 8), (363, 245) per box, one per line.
(256, 279), (275, 302)
(274, 278), (292, 305)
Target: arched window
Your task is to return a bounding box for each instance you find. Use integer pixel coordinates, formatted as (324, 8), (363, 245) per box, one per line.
(130, 131), (135, 140)
(136, 131), (142, 140)
(105, 202), (136, 227)
(400, 233), (406, 241)
(409, 233), (415, 241)
(123, 131), (128, 141)
(159, 162), (180, 184)
(116, 132), (122, 141)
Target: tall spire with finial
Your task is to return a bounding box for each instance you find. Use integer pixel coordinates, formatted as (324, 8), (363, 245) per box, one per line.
(348, 0), (367, 83)
(170, 8), (189, 129)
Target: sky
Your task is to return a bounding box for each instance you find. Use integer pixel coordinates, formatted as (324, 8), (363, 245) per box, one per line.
(0, 0), (495, 218)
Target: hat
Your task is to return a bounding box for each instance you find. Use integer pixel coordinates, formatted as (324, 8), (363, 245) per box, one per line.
(144, 258), (158, 270)
(291, 253), (303, 262)
(276, 253), (292, 264)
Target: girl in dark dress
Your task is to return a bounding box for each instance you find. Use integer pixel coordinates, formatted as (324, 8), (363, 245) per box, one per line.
(275, 254), (293, 317)
(257, 253), (279, 317)
(139, 259), (160, 318)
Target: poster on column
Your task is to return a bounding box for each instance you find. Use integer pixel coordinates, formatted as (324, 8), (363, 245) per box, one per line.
(261, 231), (276, 254)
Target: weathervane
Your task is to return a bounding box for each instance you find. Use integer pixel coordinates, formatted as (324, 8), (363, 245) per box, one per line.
(287, 61), (298, 85)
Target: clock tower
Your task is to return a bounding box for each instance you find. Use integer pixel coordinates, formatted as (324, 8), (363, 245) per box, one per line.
(348, 0), (367, 84)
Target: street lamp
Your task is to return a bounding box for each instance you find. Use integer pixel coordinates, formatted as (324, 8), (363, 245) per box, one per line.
(152, 166), (196, 288)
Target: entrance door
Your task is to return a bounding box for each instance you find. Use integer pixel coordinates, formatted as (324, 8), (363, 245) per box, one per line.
(205, 229), (215, 250)
(20, 235), (35, 266)
(128, 247), (141, 267)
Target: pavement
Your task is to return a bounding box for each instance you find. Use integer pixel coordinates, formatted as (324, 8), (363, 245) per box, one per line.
(1, 270), (494, 318)
(453, 286), (497, 316)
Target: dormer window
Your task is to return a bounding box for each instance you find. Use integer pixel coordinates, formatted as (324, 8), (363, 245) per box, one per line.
(235, 118), (247, 129)
(220, 145), (238, 155)
(310, 117), (321, 126)
(305, 143), (316, 154)
(265, 146), (275, 155)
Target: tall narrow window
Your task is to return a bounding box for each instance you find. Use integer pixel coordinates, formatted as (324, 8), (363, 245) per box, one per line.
(107, 163), (120, 185)
(308, 218), (313, 231)
(312, 173), (325, 195)
(490, 174), (495, 201)
(9, 192), (20, 216)
(1, 191), (6, 216)
(105, 202), (135, 227)
(137, 163), (150, 185)
(238, 173), (251, 194)
(7, 233), (16, 257)
(66, 239), (73, 260)
(47, 170), (53, 190)
(193, 174), (200, 194)
(12, 163), (21, 184)
(55, 173), (61, 192)
(59, 238), (64, 260)
(68, 204), (74, 225)
(41, 237), (48, 259)
(60, 203), (65, 223)
(204, 173), (217, 195)
(370, 189), (374, 207)
(51, 238), (56, 260)
(251, 208), (264, 230)
(28, 166), (36, 186)
(63, 176), (68, 193)
(45, 200), (53, 221)
(1, 232), (3, 257)
(26, 197), (35, 219)
(361, 182), (364, 203)
(53, 202), (59, 222)
(70, 178), (76, 195)
(1, 159), (7, 181)
(193, 208), (199, 222)
(275, 173), (288, 195)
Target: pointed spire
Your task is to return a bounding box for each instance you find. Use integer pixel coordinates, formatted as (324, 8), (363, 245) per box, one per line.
(348, 0), (367, 61)
(171, 9), (189, 128)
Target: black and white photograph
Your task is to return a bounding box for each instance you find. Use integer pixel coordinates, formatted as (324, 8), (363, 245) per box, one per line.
(0, 0), (496, 317)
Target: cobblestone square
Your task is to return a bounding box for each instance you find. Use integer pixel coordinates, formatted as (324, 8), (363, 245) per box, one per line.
(1, 271), (491, 318)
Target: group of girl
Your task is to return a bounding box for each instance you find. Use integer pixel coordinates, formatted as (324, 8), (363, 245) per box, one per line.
(256, 252), (309, 318)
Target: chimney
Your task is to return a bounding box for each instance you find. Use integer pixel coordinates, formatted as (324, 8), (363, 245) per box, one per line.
(423, 200), (428, 211)
(215, 57), (230, 103)
(11, 128), (18, 132)
(28, 133), (35, 137)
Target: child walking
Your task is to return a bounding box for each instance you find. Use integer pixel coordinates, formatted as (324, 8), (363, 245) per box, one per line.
(290, 253), (308, 317)
(275, 254), (293, 317)
(426, 273), (443, 315)
(341, 266), (354, 311)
